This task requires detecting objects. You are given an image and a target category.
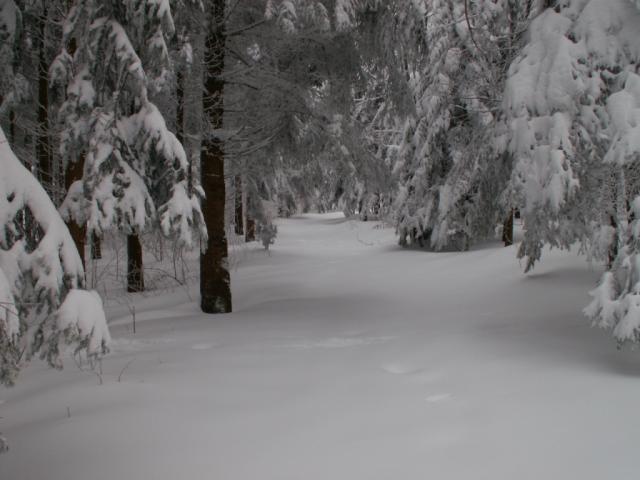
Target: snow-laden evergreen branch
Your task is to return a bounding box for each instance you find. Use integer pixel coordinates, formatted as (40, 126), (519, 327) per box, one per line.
(56, 0), (205, 246)
(0, 126), (110, 386)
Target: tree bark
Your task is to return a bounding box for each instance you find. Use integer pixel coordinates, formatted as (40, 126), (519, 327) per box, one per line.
(502, 209), (514, 247)
(91, 232), (102, 259)
(60, 29), (87, 270)
(234, 175), (244, 235)
(176, 69), (185, 145)
(127, 234), (144, 293)
(200, 0), (232, 314)
(244, 189), (256, 242)
(245, 218), (256, 242)
(9, 109), (16, 144)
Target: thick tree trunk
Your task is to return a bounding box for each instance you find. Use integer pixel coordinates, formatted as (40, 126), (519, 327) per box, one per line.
(127, 234), (144, 293)
(244, 190), (256, 242)
(36, 6), (52, 197)
(245, 218), (256, 242)
(200, 0), (232, 314)
(234, 175), (244, 235)
(60, 31), (87, 269)
(91, 232), (102, 260)
(502, 209), (514, 247)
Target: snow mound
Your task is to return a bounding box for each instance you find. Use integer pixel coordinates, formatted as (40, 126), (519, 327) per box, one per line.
(57, 290), (111, 357)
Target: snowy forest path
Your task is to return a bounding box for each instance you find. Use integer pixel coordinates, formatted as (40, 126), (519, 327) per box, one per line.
(3, 213), (640, 479)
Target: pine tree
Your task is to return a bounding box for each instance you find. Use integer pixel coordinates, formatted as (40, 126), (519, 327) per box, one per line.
(0, 0), (28, 116)
(579, 0), (640, 346)
(53, 0), (205, 293)
(505, 0), (640, 270)
(197, 0), (351, 312)
(379, 1), (534, 251)
(226, 0), (373, 219)
(1, 0), (110, 387)
(0, 128), (105, 383)
(501, 0), (640, 345)
(2, 0), (67, 206)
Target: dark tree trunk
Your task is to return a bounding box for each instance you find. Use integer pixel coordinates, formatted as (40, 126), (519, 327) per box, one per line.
(127, 234), (144, 293)
(64, 155), (86, 269)
(60, 32), (87, 269)
(244, 190), (256, 242)
(36, 6), (52, 197)
(176, 69), (185, 145)
(234, 175), (244, 235)
(608, 215), (618, 270)
(200, 0), (232, 314)
(245, 218), (256, 242)
(9, 109), (16, 144)
(502, 209), (514, 247)
(91, 232), (102, 259)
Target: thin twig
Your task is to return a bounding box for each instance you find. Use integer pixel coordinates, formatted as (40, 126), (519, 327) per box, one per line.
(464, 0), (487, 57)
(118, 359), (135, 383)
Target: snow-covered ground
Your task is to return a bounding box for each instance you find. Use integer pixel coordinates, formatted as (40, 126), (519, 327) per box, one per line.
(2, 213), (640, 479)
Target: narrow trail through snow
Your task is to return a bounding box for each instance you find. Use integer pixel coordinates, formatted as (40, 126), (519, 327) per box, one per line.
(2, 213), (640, 480)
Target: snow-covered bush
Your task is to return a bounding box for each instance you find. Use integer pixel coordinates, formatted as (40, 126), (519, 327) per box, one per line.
(56, 289), (110, 358)
(504, 0), (640, 345)
(0, 126), (110, 386)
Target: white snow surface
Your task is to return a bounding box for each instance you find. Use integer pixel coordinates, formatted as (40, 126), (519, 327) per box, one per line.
(2, 213), (640, 479)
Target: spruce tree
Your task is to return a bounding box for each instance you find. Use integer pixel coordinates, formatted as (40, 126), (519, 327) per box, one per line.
(1, 0), (110, 388)
(53, 0), (204, 293)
